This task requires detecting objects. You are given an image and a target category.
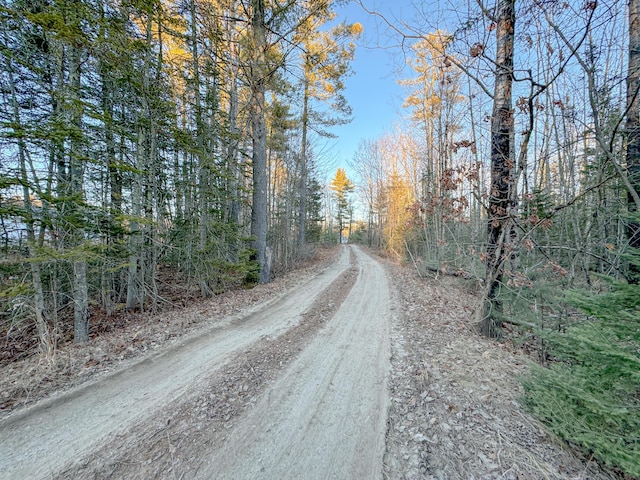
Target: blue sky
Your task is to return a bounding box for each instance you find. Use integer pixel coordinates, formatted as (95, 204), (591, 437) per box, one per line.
(320, 0), (464, 178)
(324, 1), (411, 174)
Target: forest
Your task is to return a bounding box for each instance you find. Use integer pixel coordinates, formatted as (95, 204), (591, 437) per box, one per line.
(0, 0), (363, 348)
(0, 0), (639, 476)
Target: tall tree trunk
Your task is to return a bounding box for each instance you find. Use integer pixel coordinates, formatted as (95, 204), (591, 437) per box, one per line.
(6, 58), (52, 354)
(73, 261), (89, 342)
(250, 0), (270, 283)
(227, 66), (241, 261)
(103, 82), (120, 314)
(69, 31), (89, 343)
(627, 0), (640, 282)
(147, 120), (159, 311)
(478, 0), (515, 338)
(225, 4), (242, 251)
(99, 3), (122, 313)
(126, 127), (144, 310)
(298, 75), (310, 249)
(189, 0), (213, 297)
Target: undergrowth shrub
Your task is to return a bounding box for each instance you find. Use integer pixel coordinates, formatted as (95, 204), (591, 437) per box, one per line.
(522, 277), (640, 477)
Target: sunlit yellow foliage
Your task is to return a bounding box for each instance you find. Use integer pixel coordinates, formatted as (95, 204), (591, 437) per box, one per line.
(349, 22), (363, 36)
(271, 162), (289, 199)
(384, 172), (413, 258)
(330, 167), (355, 238)
(297, 11), (361, 104)
(400, 30), (463, 126)
(330, 167), (354, 200)
(358, 132), (421, 257)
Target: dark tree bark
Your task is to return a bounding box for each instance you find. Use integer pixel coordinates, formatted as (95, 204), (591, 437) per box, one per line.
(627, 0), (640, 282)
(478, 0), (515, 338)
(250, 0), (271, 283)
(6, 55), (51, 353)
(298, 76), (310, 250)
(67, 13), (89, 343)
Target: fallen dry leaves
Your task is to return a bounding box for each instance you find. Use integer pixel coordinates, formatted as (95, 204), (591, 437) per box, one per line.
(381, 259), (616, 480)
(0, 246), (621, 480)
(0, 246), (339, 418)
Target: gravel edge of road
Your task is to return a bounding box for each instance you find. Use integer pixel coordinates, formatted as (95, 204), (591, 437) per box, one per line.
(55, 252), (360, 479)
(0, 247), (340, 420)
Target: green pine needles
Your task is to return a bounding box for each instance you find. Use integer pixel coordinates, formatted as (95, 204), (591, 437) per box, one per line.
(522, 278), (640, 477)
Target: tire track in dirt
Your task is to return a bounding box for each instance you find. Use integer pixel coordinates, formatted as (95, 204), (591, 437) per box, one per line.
(55, 249), (360, 479)
(197, 246), (391, 480)
(0, 247), (352, 480)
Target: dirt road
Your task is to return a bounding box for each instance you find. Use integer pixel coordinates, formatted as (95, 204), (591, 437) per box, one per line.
(197, 246), (390, 479)
(2, 245), (610, 479)
(0, 246), (391, 479)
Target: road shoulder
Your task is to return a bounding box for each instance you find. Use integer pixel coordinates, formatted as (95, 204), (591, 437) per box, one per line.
(382, 258), (616, 479)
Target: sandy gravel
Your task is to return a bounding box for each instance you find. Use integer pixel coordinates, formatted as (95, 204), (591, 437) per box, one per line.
(0, 245), (616, 480)
(0, 247), (352, 479)
(197, 246), (390, 479)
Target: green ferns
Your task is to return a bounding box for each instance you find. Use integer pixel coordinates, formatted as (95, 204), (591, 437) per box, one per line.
(522, 281), (640, 477)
